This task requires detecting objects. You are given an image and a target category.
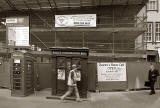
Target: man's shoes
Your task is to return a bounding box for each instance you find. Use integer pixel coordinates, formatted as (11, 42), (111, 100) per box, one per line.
(149, 92), (156, 95)
(61, 98), (67, 103)
(60, 97), (67, 103)
(61, 100), (67, 103)
(76, 98), (82, 102)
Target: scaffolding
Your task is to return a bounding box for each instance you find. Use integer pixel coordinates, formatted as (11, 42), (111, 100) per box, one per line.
(0, 0), (148, 55)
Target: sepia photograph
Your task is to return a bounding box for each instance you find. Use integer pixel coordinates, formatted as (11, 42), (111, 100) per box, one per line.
(0, 0), (160, 108)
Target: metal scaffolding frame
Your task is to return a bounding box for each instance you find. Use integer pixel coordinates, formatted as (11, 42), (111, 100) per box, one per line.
(0, 0), (148, 12)
(0, 0), (148, 55)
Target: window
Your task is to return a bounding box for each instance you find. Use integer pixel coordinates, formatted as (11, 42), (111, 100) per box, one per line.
(147, 0), (158, 11)
(145, 23), (153, 42)
(155, 22), (160, 42)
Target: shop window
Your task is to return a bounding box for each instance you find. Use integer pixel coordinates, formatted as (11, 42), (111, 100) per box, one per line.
(155, 22), (160, 42)
(145, 22), (153, 42)
(147, 0), (158, 11)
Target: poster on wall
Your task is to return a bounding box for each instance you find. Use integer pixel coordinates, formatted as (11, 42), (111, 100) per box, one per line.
(97, 62), (127, 82)
(6, 16), (29, 47)
(75, 70), (81, 81)
(57, 69), (65, 80)
(8, 27), (16, 46)
(55, 14), (96, 27)
(8, 27), (29, 46)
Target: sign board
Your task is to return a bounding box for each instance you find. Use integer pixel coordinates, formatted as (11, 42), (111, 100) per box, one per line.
(6, 18), (17, 24)
(8, 27), (29, 46)
(6, 17), (29, 26)
(14, 59), (21, 63)
(55, 14), (96, 27)
(75, 70), (81, 81)
(6, 16), (29, 47)
(97, 62), (127, 81)
(57, 69), (65, 80)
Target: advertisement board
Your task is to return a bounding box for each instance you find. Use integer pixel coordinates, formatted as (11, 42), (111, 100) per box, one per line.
(97, 62), (127, 81)
(8, 27), (29, 46)
(57, 69), (65, 80)
(55, 14), (96, 27)
(6, 16), (29, 47)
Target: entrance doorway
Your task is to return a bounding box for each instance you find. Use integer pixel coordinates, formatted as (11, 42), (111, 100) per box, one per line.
(51, 47), (89, 98)
(56, 57), (82, 96)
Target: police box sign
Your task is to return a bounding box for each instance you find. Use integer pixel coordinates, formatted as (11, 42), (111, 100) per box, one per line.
(55, 14), (96, 27)
(97, 62), (127, 82)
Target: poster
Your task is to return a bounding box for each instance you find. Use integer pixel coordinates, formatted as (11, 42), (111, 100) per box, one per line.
(8, 27), (29, 46)
(75, 70), (81, 81)
(6, 18), (17, 23)
(14, 59), (20, 63)
(6, 16), (29, 47)
(57, 69), (65, 80)
(55, 14), (96, 27)
(97, 62), (126, 81)
(8, 27), (16, 46)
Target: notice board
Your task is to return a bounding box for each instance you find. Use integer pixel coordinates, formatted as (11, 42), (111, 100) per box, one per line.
(6, 16), (29, 47)
(97, 62), (127, 82)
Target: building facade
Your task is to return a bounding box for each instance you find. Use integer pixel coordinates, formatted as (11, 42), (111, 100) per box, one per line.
(0, 0), (148, 62)
(135, 0), (160, 62)
(145, 0), (160, 50)
(0, 0), (156, 93)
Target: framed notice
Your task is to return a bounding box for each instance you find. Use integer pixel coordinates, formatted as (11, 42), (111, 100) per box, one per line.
(6, 16), (29, 47)
(8, 27), (29, 46)
(14, 59), (21, 63)
(97, 62), (127, 81)
(75, 70), (81, 81)
(8, 27), (16, 46)
(57, 69), (65, 80)
(55, 14), (96, 27)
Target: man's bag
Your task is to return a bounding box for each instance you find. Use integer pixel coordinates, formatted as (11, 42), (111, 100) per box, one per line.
(144, 81), (150, 87)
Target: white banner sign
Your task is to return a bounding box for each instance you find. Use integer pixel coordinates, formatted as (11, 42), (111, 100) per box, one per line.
(55, 14), (96, 27)
(8, 27), (29, 46)
(6, 18), (17, 24)
(97, 62), (127, 81)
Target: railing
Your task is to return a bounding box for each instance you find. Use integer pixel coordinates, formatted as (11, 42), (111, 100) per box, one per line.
(30, 16), (147, 28)
(0, 40), (146, 54)
(29, 41), (146, 54)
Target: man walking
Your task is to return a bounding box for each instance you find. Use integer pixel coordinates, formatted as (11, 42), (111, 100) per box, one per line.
(60, 64), (81, 102)
(148, 64), (159, 95)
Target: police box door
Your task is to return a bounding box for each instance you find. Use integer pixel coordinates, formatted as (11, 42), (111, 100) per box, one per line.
(56, 57), (68, 95)
(56, 57), (82, 96)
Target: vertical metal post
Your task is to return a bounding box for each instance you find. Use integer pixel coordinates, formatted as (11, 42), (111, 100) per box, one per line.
(112, 7), (115, 27)
(29, 15), (31, 46)
(55, 31), (57, 46)
(82, 32), (85, 47)
(112, 32), (115, 56)
(112, 7), (115, 57)
(142, 32), (145, 51)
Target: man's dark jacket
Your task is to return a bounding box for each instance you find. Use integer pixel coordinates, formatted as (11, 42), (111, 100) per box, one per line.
(148, 69), (159, 82)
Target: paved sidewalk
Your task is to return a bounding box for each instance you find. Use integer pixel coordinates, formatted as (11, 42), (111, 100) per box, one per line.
(0, 88), (160, 108)
(90, 90), (160, 108)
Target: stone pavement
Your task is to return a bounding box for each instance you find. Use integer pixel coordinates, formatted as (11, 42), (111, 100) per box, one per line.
(0, 88), (160, 108)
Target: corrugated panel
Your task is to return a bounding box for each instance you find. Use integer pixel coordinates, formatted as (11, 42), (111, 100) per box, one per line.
(37, 63), (52, 89)
(127, 62), (150, 89)
(0, 58), (10, 88)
